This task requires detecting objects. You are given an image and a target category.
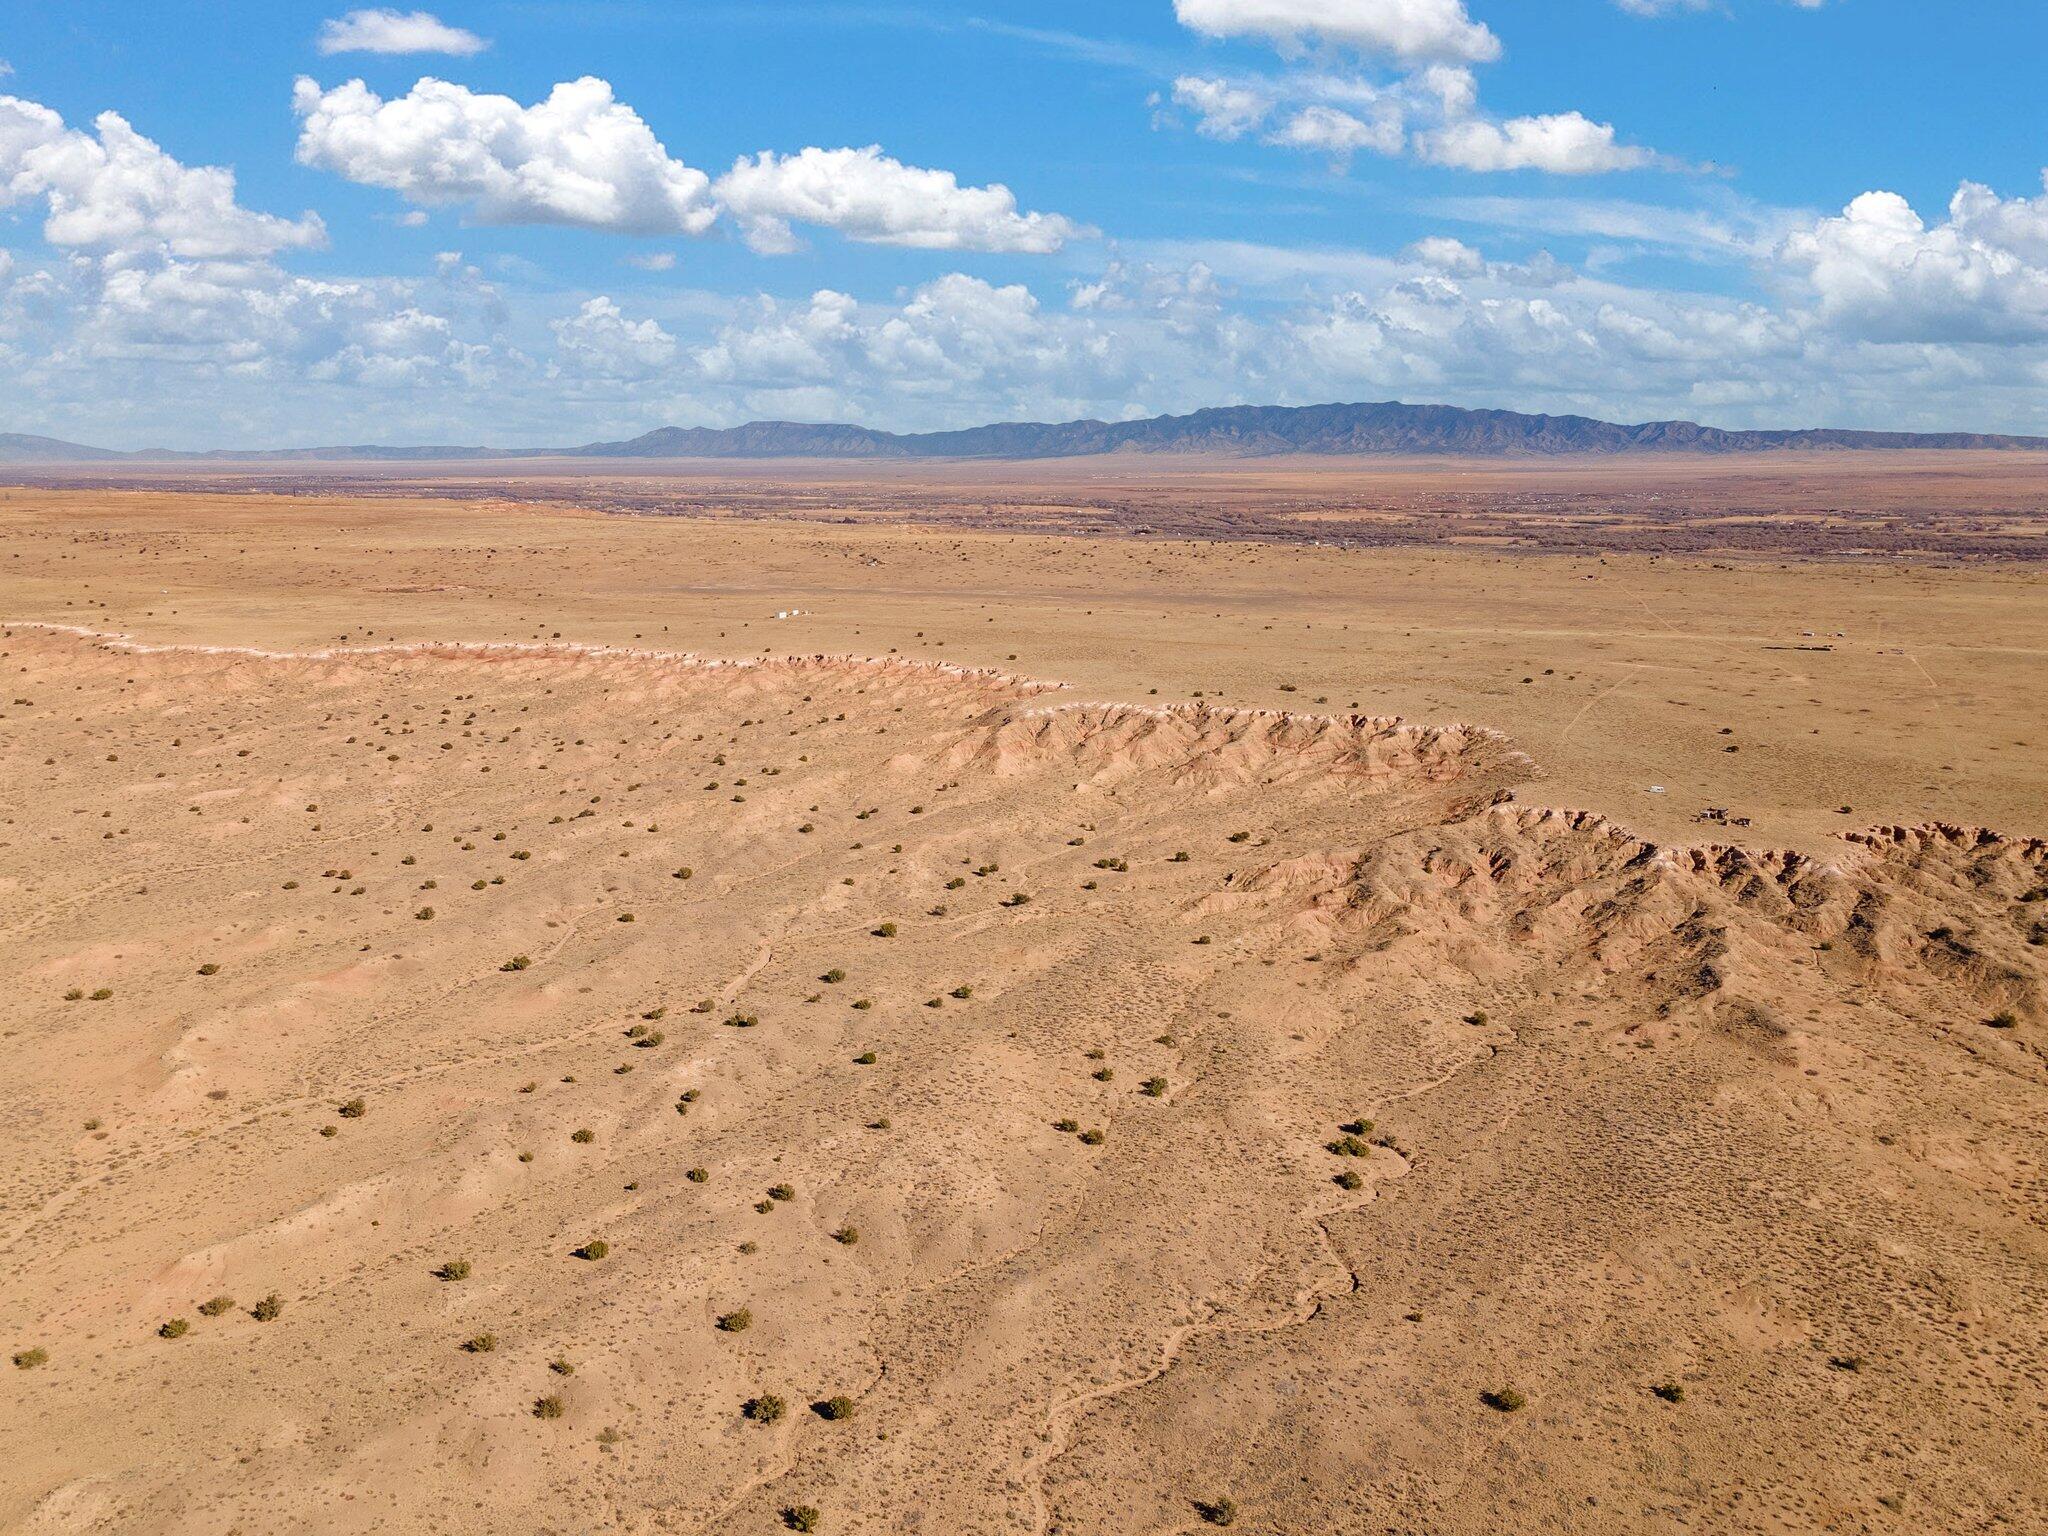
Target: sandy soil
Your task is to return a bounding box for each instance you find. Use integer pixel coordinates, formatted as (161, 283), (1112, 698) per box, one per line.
(1, 484), (2044, 1535)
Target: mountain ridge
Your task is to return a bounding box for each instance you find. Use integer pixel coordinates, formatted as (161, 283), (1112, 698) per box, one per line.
(6, 401), (2046, 463)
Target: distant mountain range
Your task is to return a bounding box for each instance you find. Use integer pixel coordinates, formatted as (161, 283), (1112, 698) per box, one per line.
(7, 401), (2046, 464)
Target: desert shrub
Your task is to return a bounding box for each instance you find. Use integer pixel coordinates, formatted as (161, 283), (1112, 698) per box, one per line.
(12, 1347), (47, 1370)
(854, 1051), (877, 1065)
(1342, 1118), (1376, 1137)
(1197, 1495), (1238, 1526)
(717, 1308), (753, 1333)
(1053, 1118), (1079, 1133)
(1079, 1128), (1105, 1145)
(634, 1031), (665, 1048)
(851, 998), (873, 1011)
(814, 1395), (855, 1421)
(574, 1240), (610, 1261)
(501, 955), (532, 972)
(725, 1011), (759, 1029)
(198, 1296), (235, 1317)
(63, 988), (83, 1002)
(691, 998), (715, 1014)
(945, 877), (965, 890)
(1170, 852), (1190, 863)
(1828, 1355), (1864, 1373)
(436, 1259), (472, 1281)
(90, 988), (112, 1001)
(415, 906), (435, 920)
(550, 1359), (575, 1376)
(337, 1097), (367, 1119)
(821, 968), (845, 984)
(462, 1333), (497, 1354)
(950, 984), (973, 999)
(1334, 1170), (1364, 1191)
(832, 1225), (859, 1245)
(1092, 1068), (1114, 1083)
(1327, 1136), (1372, 1158)
(1652, 1382), (1685, 1403)
(768, 1183), (796, 1202)
(1480, 1387), (1526, 1412)
(251, 1294), (283, 1321)
(1986, 1010), (2019, 1029)
(687, 1167), (709, 1183)
(1228, 831), (1250, 844)
(319, 1125), (338, 1138)
(1141, 1077), (1168, 1098)
(872, 922), (897, 938)
(158, 1318), (189, 1340)
(571, 1128), (595, 1144)
(784, 1506), (822, 1532)
(744, 1393), (787, 1423)
(197, 963), (220, 976)
(1192, 935), (1211, 946)
(533, 1394), (565, 1420)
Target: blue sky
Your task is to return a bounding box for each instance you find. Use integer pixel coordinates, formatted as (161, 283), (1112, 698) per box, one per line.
(2, 0), (2046, 446)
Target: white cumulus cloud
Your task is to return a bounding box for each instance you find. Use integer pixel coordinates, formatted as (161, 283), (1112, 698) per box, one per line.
(1269, 103), (1404, 160)
(1173, 0), (1501, 65)
(711, 145), (1083, 255)
(0, 94), (325, 258)
(317, 9), (488, 56)
(1418, 112), (1658, 174)
(551, 295), (677, 377)
(1171, 76), (1273, 140)
(292, 75), (716, 236)
(1778, 183), (2048, 343)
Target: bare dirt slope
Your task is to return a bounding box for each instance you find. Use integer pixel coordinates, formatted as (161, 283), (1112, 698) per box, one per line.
(3, 616), (2043, 1536)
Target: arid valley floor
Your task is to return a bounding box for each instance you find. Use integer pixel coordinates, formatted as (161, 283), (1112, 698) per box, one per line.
(2, 462), (2045, 1535)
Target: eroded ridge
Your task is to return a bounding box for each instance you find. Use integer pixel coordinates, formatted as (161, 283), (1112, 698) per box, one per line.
(1, 623), (2042, 1536)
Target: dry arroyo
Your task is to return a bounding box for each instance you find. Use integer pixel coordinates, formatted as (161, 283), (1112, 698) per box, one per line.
(2, 623), (2044, 1535)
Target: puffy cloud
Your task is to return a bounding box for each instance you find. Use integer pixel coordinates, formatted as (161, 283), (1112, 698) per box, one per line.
(1269, 103), (1403, 159)
(550, 295), (677, 377)
(292, 75), (717, 235)
(1173, 0), (1501, 65)
(316, 9), (488, 55)
(1778, 184), (2048, 343)
(1163, 11), (1666, 178)
(0, 94), (324, 258)
(1417, 112), (1657, 174)
(290, 79), (1078, 256)
(1948, 175), (2048, 265)
(712, 146), (1082, 255)
(1406, 235), (1485, 273)
(1171, 76), (1273, 140)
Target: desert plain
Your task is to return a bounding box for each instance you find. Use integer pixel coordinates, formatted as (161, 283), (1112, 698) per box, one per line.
(1, 456), (2044, 1535)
